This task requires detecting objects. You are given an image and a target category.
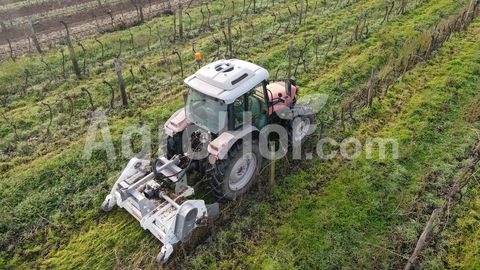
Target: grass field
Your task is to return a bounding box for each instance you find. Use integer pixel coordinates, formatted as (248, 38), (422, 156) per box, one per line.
(1, 0), (479, 269)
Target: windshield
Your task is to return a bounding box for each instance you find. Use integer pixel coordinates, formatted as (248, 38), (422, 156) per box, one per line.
(186, 89), (228, 134)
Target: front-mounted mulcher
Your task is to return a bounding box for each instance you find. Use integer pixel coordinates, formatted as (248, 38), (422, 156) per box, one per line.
(102, 59), (315, 262)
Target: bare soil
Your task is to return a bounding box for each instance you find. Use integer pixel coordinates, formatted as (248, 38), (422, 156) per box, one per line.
(0, 0), (94, 20)
(0, 0), (22, 5)
(0, 0), (182, 59)
(0, 0), (173, 44)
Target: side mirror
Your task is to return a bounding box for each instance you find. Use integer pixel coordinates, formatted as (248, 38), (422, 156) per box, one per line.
(286, 79), (292, 97)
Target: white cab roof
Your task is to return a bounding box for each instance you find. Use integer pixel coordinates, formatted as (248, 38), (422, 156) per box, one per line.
(184, 59), (269, 104)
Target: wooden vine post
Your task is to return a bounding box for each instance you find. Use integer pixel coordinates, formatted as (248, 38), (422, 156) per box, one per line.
(60, 48), (66, 78)
(23, 69), (30, 93)
(299, 0), (304, 25)
(227, 17), (233, 58)
(399, 0), (408, 14)
(367, 67), (377, 107)
(138, 0), (144, 23)
(178, 4), (184, 39)
(269, 141), (276, 190)
(185, 11), (192, 34)
(114, 58), (128, 107)
(60, 21), (82, 79)
(287, 41), (294, 78)
(205, 3), (211, 29)
(128, 30), (135, 49)
(28, 18), (43, 54)
(173, 10), (177, 40)
(146, 24), (152, 50)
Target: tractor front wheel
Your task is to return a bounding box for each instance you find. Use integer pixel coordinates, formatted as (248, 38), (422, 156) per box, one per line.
(290, 114), (315, 145)
(166, 133), (183, 159)
(210, 141), (262, 200)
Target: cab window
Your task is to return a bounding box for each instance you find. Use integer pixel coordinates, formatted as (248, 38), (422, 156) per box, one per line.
(232, 95), (247, 129)
(230, 82), (269, 130)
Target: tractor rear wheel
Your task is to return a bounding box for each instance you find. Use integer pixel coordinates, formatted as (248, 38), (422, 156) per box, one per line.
(210, 141), (262, 200)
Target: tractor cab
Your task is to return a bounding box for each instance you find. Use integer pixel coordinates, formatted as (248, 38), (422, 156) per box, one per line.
(182, 59), (298, 134)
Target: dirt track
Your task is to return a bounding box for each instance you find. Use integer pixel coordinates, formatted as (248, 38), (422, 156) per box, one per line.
(0, 0), (175, 43)
(0, 0), (94, 20)
(0, 0), (187, 59)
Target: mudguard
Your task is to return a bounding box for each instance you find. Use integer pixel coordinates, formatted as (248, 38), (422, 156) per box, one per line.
(207, 124), (259, 162)
(164, 108), (190, 137)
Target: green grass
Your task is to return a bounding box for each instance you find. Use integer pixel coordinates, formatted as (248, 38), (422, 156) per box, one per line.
(182, 18), (480, 269)
(429, 184), (480, 269)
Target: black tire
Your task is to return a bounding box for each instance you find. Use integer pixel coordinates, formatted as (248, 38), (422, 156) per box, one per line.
(210, 140), (262, 200)
(289, 114), (315, 145)
(166, 133), (183, 159)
